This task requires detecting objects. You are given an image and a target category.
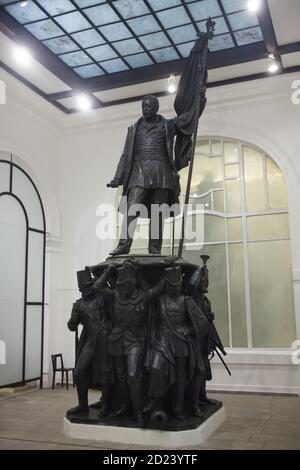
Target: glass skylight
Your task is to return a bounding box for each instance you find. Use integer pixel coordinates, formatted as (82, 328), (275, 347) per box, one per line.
(2, 0), (266, 78)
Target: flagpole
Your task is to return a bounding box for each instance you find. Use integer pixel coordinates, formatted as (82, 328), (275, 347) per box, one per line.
(178, 19), (215, 259)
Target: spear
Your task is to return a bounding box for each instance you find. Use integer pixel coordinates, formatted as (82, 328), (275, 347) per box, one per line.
(177, 18), (215, 258)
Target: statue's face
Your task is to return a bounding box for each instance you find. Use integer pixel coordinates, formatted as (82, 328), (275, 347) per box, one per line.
(142, 98), (158, 119)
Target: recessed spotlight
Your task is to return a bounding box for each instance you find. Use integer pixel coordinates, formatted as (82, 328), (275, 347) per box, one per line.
(14, 45), (32, 66)
(77, 94), (92, 112)
(20, 1), (28, 7)
(268, 54), (279, 73)
(168, 74), (176, 94)
(247, 0), (261, 12)
(269, 62), (279, 73)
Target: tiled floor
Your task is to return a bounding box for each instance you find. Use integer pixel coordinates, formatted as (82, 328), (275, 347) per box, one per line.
(0, 388), (299, 450)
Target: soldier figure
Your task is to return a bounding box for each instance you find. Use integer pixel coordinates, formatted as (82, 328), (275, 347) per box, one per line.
(93, 260), (164, 424)
(67, 268), (114, 415)
(143, 264), (208, 420)
(185, 256), (227, 405)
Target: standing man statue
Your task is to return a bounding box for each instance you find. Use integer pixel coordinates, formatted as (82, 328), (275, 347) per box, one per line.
(107, 28), (212, 256)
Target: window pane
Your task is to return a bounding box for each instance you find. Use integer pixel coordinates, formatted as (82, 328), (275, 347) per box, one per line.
(12, 168), (44, 230)
(27, 231), (44, 303)
(211, 140), (222, 155)
(247, 214), (290, 240)
(248, 240), (296, 347)
(183, 244), (229, 347)
(225, 164), (239, 179)
(0, 161), (10, 193)
(224, 141), (239, 163)
(213, 190), (224, 212)
(180, 154), (223, 196)
(225, 179), (241, 212)
(228, 243), (247, 347)
(25, 306), (42, 381)
(182, 213), (204, 245)
(244, 146), (265, 211)
(0, 195), (26, 386)
(227, 217), (242, 241)
(197, 140), (210, 154)
(188, 193), (210, 212)
(266, 156), (288, 209)
(204, 214), (225, 243)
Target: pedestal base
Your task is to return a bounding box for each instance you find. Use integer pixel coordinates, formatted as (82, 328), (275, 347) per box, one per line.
(64, 406), (225, 448)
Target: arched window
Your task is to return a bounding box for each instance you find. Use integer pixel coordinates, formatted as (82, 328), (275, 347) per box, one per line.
(128, 138), (296, 350)
(179, 138), (296, 349)
(0, 154), (46, 388)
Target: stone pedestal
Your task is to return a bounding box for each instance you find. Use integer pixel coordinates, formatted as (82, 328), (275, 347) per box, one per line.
(64, 406), (225, 448)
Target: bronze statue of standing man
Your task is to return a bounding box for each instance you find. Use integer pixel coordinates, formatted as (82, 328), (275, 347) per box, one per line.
(107, 24), (214, 256)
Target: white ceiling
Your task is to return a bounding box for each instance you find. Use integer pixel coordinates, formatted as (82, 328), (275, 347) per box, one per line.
(268, 0), (300, 46)
(0, 32), (71, 94)
(282, 51), (300, 68)
(93, 79), (167, 103)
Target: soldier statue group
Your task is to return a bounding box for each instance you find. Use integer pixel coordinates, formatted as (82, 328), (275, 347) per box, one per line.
(66, 21), (227, 429)
(67, 256), (226, 428)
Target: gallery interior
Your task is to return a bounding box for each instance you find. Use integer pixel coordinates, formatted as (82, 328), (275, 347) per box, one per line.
(0, 0), (299, 451)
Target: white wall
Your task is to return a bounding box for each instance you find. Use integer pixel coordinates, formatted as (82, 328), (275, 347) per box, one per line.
(1, 67), (299, 394)
(0, 68), (62, 378)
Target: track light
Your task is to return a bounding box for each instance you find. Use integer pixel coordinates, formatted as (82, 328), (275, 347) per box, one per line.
(247, 0), (261, 12)
(77, 94), (92, 112)
(14, 45), (32, 66)
(268, 54), (279, 73)
(168, 74), (176, 94)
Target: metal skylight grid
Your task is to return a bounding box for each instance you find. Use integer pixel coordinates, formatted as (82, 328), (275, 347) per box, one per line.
(1, 0), (265, 77)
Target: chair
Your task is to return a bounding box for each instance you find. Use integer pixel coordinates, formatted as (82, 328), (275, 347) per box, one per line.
(51, 354), (74, 390)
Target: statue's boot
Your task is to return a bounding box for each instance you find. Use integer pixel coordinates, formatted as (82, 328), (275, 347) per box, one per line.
(142, 398), (160, 415)
(129, 381), (146, 425)
(68, 382), (89, 414)
(199, 379), (215, 405)
(109, 236), (133, 256)
(192, 405), (204, 418)
(172, 379), (185, 421)
(110, 403), (130, 417)
(67, 404), (89, 414)
(98, 385), (111, 417)
(148, 247), (161, 255)
(191, 374), (205, 415)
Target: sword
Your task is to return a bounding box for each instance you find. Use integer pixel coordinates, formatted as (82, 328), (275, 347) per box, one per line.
(211, 348), (232, 376)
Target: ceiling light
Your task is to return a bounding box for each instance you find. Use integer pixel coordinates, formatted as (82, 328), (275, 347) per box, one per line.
(14, 45), (32, 66)
(168, 74), (176, 94)
(20, 1), (28, 7)
(77, 94), (92, 112)
(247, 0), (261, 12)
(268, 54), (279, 73)
(269, 62), (279, 73)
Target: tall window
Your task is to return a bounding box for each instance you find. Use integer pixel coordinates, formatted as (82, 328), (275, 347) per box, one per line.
(129, 138), (296, 349)
(0, 154), (46, 388)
